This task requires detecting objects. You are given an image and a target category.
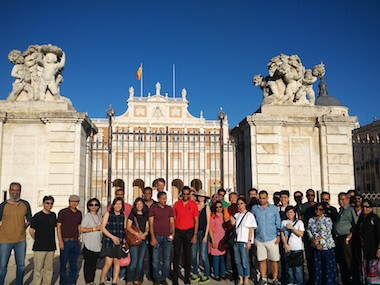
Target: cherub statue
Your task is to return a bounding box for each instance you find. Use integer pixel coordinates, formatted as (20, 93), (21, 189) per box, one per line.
(294, 69), (317, 105)
(38, 45), (65, 100)
(23, 45), (43, 100)
(7, 50), (34, 101)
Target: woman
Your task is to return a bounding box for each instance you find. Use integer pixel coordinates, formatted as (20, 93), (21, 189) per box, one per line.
(352, 199), (380, 284)
(280, 206), (305, 285)
(191, 189), (211, 283)
(230, 197), (257, 285)
(126, 198), (149, 285)
(209, 201), (227, 280)
(99, 197), (126, 285)
(80, 198), (102, 285)
(307, 203), (338, 285)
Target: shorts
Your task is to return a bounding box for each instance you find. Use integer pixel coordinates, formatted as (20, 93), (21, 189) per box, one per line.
(256, 238), (280, 261)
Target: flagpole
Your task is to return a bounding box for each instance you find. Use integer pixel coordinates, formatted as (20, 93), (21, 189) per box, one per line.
(173, 64), (175, 98)
(140, 63), (143, 97)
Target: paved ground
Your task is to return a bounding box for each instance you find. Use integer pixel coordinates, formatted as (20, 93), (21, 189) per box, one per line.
(4, 254), (243, 285)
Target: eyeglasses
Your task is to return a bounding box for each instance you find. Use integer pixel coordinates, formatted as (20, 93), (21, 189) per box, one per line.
(44, 202), (53, 205)
(215, 206), (223, 209)
(89, 204), (99, 207)
(363, 205), (371, 209)
(321, 199), (329, 202)
(295, 196), (302, 199)
(315, 208), (324, 211)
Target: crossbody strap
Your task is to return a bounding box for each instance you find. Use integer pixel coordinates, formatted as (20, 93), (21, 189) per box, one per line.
(235, 211), (248, 230)
(287, 220), (298, 243)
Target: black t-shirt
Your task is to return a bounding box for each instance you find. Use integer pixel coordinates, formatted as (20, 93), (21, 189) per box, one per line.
(128, 212), (148, 233)
(31, 211), (57, 251)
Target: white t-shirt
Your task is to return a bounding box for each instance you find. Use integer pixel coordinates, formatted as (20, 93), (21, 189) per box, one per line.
(234, 211), (257, 243)
(152, 190), (173, 206)
(81, 213), (102, 252)
(281, 219), (305, 251)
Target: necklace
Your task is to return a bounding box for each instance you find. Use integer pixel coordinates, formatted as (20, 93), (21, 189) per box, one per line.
(90, 213), (100, 225)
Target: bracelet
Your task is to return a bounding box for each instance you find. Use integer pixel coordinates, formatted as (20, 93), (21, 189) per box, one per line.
(92, 227), (96, 232)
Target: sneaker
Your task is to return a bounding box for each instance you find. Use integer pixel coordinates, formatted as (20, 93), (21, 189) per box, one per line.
(105, 278), (112, 283)
(272, 280), (280, 285)
(191, 274), (200, 282)
(258, 279), (267, 285)
(200, 276), (210, 284)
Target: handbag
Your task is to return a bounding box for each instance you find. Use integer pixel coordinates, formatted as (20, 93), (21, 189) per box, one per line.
(125, 216), (142, 246)
(119, 253), (131, 267)
(285, 220), (304, 268)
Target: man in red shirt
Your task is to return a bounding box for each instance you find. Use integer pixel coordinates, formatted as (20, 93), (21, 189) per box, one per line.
(172, 186), (199, 285)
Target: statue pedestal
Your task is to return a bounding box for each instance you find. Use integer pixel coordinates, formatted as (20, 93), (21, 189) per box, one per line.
(232, 104), (358, 207)
(0, 100), (97, 251)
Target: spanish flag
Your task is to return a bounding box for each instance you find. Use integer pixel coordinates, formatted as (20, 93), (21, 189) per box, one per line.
(136, 65), (142, 80)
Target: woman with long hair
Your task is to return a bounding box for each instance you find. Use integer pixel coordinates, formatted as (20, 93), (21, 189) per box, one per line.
(352, 199), (380, 284)
(230, 197), (257, 285)
(191, 189), (211, 283)
(80, 198), (102, 285)
(126, 197), (149, 285)
(209, 201), (227, 280)
(307, 203), (338, 285)
(99, 197), (126, 285)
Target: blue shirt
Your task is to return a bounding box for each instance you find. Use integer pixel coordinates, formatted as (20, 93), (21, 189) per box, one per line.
(252, 204), (281, 242)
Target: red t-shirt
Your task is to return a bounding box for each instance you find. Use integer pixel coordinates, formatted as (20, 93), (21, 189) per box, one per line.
(173, 200), (199, 230)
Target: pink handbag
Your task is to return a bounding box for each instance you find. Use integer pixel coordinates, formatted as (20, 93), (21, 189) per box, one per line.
(119, 253), (131, 267)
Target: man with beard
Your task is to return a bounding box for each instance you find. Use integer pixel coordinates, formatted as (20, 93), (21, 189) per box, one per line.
(248, 188), (259, 211)
(0, 182), (32, 285)
(320, 192), (338, 224)
(293, 191), (303, 219)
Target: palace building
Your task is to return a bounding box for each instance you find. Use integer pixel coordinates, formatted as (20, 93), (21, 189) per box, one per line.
(90, 82), (236, 204)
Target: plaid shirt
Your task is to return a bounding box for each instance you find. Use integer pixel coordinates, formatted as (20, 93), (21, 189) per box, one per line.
(102, 211), (125, 248)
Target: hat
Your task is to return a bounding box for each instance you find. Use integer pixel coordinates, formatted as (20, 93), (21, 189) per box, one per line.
(194, 189), (210, 198)
(69, 194), (80, 202)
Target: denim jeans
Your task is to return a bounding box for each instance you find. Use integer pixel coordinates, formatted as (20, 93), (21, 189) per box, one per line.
(152, 236), (172, 282)
(127, 241), (147, 282)
(0, 241), (26, 285)
(191, 231), (210, 277)
(59, 240), (80, 285)
(212, 255), (226, 278)
(286, 250), (303, 285)
(233, 242), (250, 277)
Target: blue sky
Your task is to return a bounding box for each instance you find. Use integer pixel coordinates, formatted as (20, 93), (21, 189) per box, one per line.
(0, 0), (379, 127)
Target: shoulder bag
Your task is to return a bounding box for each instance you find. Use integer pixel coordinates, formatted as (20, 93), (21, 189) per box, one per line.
(125, 215), (142, 246)
(285, 220), (304, 268)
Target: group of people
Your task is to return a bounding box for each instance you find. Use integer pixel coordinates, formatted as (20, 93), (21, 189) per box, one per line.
(0, 181), (379, 285)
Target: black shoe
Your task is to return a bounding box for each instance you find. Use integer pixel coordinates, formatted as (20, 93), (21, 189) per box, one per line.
(161, 280), (169, 285)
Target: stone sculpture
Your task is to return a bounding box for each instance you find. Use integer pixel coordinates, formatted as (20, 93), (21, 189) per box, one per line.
(7, 44), (67, 102)
(253, 54), (325, 106)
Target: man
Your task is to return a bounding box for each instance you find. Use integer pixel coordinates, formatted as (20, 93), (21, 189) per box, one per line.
(301, 188), (316, 285)
(248, 188), (259, 211)
(335, 192), (359, 285)
(152, 178), (173, 206)
(252, 190), (281, 285)
(352, 193), (362, 216)
(279, 190), (290, 220)
(273, 191), (281, 207)
(247, 188), (259, 283)
(223, 192), (239, 282)
(0, 182), (32, 285)
(217, 188), (229, 208)
(320, 192), (338, 223)
(279, 190), (290, 284)
(143, 186), (156, 209)
(57, 194), (82, 285)
(189, 187), (197, 202)
(149, 192), (175, 285)
(293, 191), (303, 219)
(29, 195), (57, 285)
(172, 186), (199, 285)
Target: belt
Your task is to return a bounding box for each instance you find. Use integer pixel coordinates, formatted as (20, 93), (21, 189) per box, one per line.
(63, 238), (78, 241)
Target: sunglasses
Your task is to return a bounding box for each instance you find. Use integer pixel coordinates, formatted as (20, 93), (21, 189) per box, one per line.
(215, 206), (223, 209)
(44, 202), (54, 205)
(182, 193), (190, 196)
(321, 199), (329, 202)
(89, 204), (99, 207)
(363, 205), (371, 209)
(315, 208), (324, 211)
